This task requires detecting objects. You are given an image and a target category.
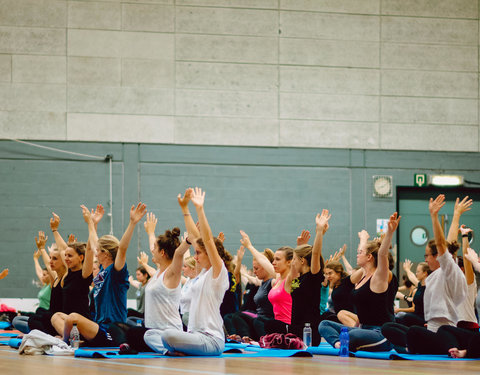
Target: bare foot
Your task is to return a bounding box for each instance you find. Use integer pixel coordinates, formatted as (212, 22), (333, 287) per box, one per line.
(166, 350), (187, 357)
(227, 334), (242, 342)
(334, 342), (341, 349)
(449, 348), (467, 358)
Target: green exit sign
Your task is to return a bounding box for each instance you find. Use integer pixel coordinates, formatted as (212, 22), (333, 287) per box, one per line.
(414, 174), (427, 187)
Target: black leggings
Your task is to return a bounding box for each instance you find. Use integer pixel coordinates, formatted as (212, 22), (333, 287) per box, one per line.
(382, 323), (480, 355)
(395, 313), (425, 327)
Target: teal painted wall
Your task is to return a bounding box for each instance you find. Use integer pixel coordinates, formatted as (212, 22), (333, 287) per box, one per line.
(1, 140), (480, 298)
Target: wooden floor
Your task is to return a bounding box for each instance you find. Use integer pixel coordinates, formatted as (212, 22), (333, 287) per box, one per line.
(1, 346), (480, 375)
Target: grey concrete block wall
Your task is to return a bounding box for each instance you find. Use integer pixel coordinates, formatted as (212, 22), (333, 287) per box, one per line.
(0, 0), (479, 152)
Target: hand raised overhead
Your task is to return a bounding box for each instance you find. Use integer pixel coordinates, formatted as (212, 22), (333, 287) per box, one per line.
(130, 202), (147, 224)
(429, 194), (446, 216)
(144, 212), (157, 235)
(35, 231), (48, 249)
(190, 187), (205, 208)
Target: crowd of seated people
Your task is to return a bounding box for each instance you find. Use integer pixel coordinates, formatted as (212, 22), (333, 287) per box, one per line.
(6, 191), (480, 359)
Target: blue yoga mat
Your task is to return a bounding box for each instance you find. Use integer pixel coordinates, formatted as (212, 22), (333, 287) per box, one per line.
(0, 322), (11, 329)
(0, 332), (20, 338)
(74, 346), (312, 359)
(308, 343), (478, 361)
(8, 338), (22, 349)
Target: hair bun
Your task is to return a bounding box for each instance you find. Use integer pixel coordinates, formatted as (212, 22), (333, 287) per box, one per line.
(171, 227), (181, 238)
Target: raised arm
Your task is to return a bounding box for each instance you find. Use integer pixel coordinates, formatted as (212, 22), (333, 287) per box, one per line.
(34, 231), (47, 283)
(371, 212), (401, 293)
(191, 187), (223, 278)
(137, 251), (156, 277)
(447, 196), (472, 243)
(233, 246), (245, 286)
(311, 209), (331, 274)
(91, 204), (105, 232)
(128, 276), (141, 289)
(49, 212), (68, 251)
(115, 203), (147, 271)
(164, 237), (191, 289)
(296, 230), (311, 246)
(80, 205), (95, 279)
(178, 188), (200, 240)
(357, 230), (369, 254)
(429, 195), (447, 256)
(465, 247), (480, 273)
(240, 230), (275, 278)
(402, 259), (419, 287)
(0, 269), (8, 280)
(143, 212), (157, 252)
(460, 225), (475, 285)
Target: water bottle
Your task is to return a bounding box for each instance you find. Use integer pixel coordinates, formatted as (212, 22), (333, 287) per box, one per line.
(70, 323), (80, 349)
(339, 327), (349, 357)
(303, 322), (312, 347)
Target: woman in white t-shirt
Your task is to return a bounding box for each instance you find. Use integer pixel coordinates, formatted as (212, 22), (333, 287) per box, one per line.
(145, 187), (229, 356)
(125, 213), (190, 352)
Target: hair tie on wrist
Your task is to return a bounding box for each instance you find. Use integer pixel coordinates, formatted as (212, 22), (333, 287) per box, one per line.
(462, 234), (469, 238)
(186, 238), (192, 245)
(52, 230), (58, 233)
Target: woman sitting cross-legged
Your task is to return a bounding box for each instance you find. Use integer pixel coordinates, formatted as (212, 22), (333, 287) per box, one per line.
(59, 203), (147, 347)
(144, 187), (229, 356)
(319, 212), (401, 352)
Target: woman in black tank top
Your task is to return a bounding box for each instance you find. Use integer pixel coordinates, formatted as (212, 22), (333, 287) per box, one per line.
(318, 213), (400, 352)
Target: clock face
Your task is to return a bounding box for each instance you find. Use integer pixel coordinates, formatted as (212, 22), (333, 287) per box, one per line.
(374, 176), (392, 196)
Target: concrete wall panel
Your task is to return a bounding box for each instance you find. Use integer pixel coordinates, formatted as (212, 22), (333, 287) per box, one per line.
(175, 117), (279, 146)
(382, 0), (478, 19)
(381, 43), (478, 72)
(68, 57), (121, 86)
(381, 123), (478, 151)
(68, 1), (121, 30)
(281, 66), (379, 95)
(0, 0), (66, 28)
(176, 89), (277, 117)
(122, 3), (174, 32)
(280, 0), (379, 14)
(0, 27), (65, 55)
(281, 38), (379, 68)
(280, 120), (379, 148)
(176, 34), (278, 64)
(0, 83), (66, 112)
(176, 6), (277, 36)
(280, 93), (379, 122)
(176, 62), (278, 91)
(382, 70), (478, 98)
(0, 111), (66, 140)
(382, 97), (478, 125)
(67, 113), (174, 143)
(280, 11), (379, 41)
(122, 59), (174, 88)
(382, 17), (478, 46)
(68, 86), (173, 115)
(13, 55), (66, 84)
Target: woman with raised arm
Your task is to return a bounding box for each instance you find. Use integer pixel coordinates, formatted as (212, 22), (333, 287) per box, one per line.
(127, 265), (151, 321)
(12, 232), (53, 333)
(393, 262), (430, 327)
(59, 203), (147, 347)
(320, 261), (356, 326)
(180, 256), (198, 327)
(273, 209), (330, 346)
(319, 212), (400, 352)
(382, 195), (468, 354)
(27, 224), (67, 335)
(50, 206), (98, 336)
(124, 217), (190, 352)
(225, 235), (275, 341)
(145, 187), (229, 356)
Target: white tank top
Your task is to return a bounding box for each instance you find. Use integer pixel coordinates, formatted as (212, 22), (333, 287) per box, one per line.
(144, 269), (182, 331)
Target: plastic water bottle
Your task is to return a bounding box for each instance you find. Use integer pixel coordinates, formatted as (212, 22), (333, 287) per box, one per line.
(339, 327), (349, 357)
(70, 323), (80, 349)
(303, 322), (312, 347)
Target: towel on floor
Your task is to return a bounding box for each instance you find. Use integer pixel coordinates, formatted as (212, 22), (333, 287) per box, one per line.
(18, 329), (74, 356)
